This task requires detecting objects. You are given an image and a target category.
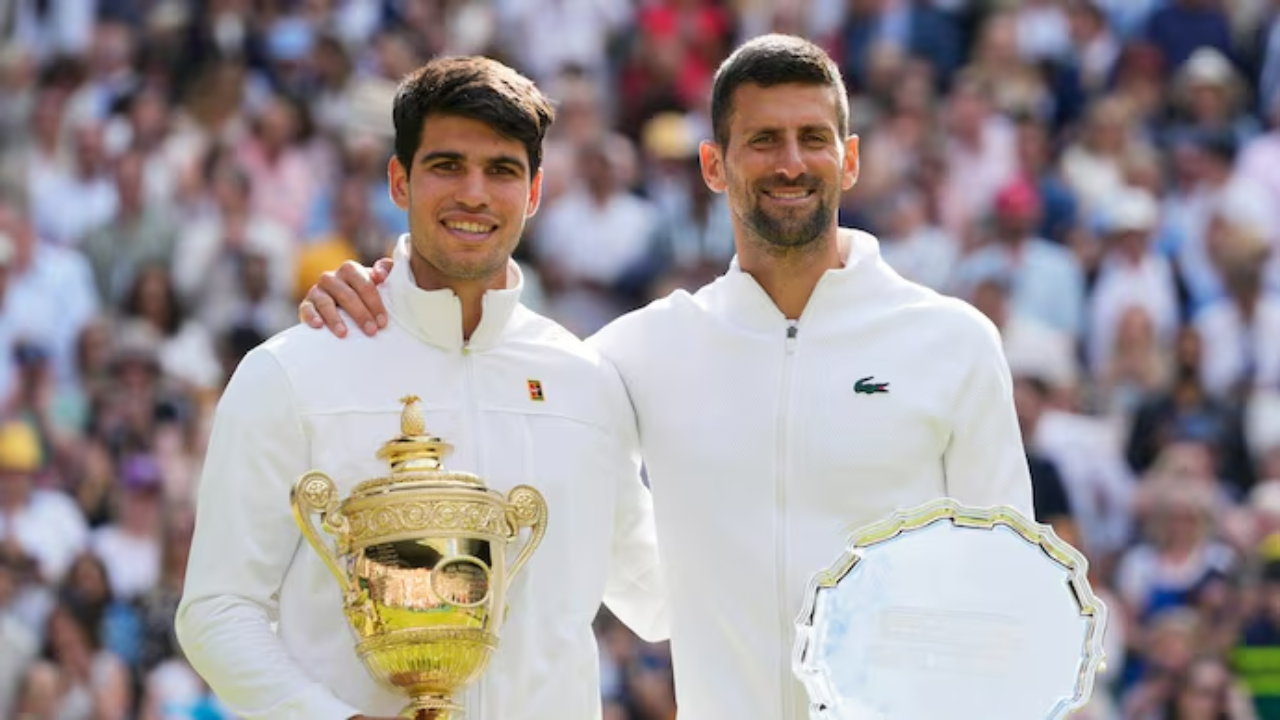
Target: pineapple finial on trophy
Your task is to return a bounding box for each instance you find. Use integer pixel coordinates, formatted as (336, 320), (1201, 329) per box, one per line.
(374, 395), (469, 479)
(400, 394), (426, 435)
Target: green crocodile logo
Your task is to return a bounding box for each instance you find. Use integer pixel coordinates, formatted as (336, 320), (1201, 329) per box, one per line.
(854, 376), (890, 395)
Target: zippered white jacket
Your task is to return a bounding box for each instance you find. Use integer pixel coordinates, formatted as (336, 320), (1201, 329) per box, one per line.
(588, 230), (1034, 720)
(177, 236), (667, 720)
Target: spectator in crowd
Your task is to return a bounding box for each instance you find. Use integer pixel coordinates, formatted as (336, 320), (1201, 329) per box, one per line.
(954, 175), (1086, 339)
(80, 148), (178, 308)
(1086, 186), (1180, 384)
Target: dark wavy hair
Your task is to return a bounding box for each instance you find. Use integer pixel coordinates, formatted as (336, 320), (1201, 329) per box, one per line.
(393, 56), (556, 177)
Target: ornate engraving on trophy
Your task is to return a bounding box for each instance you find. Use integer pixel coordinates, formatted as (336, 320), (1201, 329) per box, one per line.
(348, 501), (506, 540)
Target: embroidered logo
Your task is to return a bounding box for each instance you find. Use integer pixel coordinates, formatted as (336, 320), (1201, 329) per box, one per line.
(854, 376), (890, 395)
(527, 379), (545, 402)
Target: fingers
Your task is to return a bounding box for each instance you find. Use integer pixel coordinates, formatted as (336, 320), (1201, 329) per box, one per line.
(299, 298), (326, 330)
(334, 260), (389, 332)
(372, 257), (394, 283)
(303, 279), (348, 337)
(312, 267), (377, 336)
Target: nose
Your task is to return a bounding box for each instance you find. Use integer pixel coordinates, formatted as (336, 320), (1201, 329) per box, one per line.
(455, 167), (491, 208)
(774, 137), (805, 181)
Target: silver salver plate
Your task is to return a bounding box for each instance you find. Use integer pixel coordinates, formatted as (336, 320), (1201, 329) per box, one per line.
(793, 498), (1107, 720)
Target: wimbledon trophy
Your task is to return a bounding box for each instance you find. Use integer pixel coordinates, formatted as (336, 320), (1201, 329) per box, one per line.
(290, 395), (548, 719)
(794, 498), (1107, 720)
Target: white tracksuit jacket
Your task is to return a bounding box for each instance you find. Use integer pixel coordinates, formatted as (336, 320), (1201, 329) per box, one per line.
(177, 236), (667, 720)
(588, 230), (1034, 720)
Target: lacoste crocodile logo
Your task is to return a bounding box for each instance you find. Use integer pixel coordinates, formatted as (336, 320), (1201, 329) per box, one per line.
(854, 376), (890, 395)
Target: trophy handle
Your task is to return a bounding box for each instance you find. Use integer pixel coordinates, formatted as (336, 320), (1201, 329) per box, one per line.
(290, 471), (354, 594)
(504, 485), (548, 582)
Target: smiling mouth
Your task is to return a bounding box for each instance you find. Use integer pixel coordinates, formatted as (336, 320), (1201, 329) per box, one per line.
(442, 220), (498, 238)
(762, 188), (815, 202)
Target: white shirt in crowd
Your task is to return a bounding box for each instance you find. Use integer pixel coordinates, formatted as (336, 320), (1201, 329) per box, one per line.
(1193, 292), (1280, 397)
(91, 525), (161, 601)
(0, 489), (89, 584)
(1087, 252), (1180, 376)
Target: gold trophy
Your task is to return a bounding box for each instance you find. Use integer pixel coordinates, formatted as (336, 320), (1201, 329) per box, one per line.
(290, 395), (548, 719)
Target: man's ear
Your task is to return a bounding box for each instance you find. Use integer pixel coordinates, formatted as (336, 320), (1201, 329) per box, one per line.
(526, 169), (544, 218)
(389, 156), (410, 210)
(699, 140), (728, 193)
(842, 135), (860, 191)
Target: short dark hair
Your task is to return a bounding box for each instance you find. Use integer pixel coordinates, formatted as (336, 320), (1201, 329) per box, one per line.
(393, 56), (555, 177)
(709, 34), (849, 147)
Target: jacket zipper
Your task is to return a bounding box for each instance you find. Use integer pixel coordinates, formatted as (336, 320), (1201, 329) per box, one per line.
(461, 341), (482, 473)
(461, 337), (486, 719)
(778, 319), (799, 718)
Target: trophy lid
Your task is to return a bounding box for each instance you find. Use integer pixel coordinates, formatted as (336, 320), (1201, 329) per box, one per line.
(363, 395), (483, 490)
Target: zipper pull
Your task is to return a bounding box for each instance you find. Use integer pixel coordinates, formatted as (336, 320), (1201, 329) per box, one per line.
(785, 321), (799, 352)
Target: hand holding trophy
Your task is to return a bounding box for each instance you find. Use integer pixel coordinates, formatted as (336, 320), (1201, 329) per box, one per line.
(794, 498), (1108, 720)
(290, 396), (548, 720)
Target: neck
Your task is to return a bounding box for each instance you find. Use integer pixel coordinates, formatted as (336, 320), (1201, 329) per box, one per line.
(1162, 542), (1197, 561)
(1233, 286), (1260, 317)
(958, 126), (984, 149)
(408, 252), (505, 341)
(262, 141), (284, 162)
(589, 186), (612, 207)
(737, 227), (842, 320)
(999, 231), (1028, 251)
(124, 521), (156, 538)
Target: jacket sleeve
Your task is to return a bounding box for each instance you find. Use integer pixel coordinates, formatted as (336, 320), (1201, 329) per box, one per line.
(596, 356), (669, 643)
(941, 315), (1036, 519)
(174, 346), (362, 720)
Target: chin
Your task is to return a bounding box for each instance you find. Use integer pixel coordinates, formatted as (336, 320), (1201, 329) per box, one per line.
(441, 255), (509, 282)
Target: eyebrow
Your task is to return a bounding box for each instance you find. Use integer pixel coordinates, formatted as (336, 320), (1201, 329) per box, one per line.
(744, 124), (836, 137)
(420, 151), (528, 173)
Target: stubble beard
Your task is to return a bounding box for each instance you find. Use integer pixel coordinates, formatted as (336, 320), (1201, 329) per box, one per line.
(410, 226), (511, 286)
(739, 182), (833, 256)
(429, 251), (506, 281)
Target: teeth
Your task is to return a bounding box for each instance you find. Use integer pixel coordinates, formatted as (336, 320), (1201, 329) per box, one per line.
(446, 221), (494, 233)
(768, 191), (808, 199)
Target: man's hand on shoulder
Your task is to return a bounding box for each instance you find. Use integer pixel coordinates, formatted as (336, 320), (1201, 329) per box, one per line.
(299, 257), (395, 337)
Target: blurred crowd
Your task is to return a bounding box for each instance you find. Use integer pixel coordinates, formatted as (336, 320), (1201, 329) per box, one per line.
(2, 0), (1280, 719)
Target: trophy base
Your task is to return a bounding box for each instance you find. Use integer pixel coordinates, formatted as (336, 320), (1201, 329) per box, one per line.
(401, 694), (461, 719)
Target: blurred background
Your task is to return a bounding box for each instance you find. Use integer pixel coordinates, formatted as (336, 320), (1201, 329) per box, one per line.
(1, 0), (1280, 718)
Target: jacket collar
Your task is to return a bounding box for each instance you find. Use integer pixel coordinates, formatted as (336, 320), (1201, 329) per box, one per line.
(385, 235), (524, 351)
(708, 229), (885, 332)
